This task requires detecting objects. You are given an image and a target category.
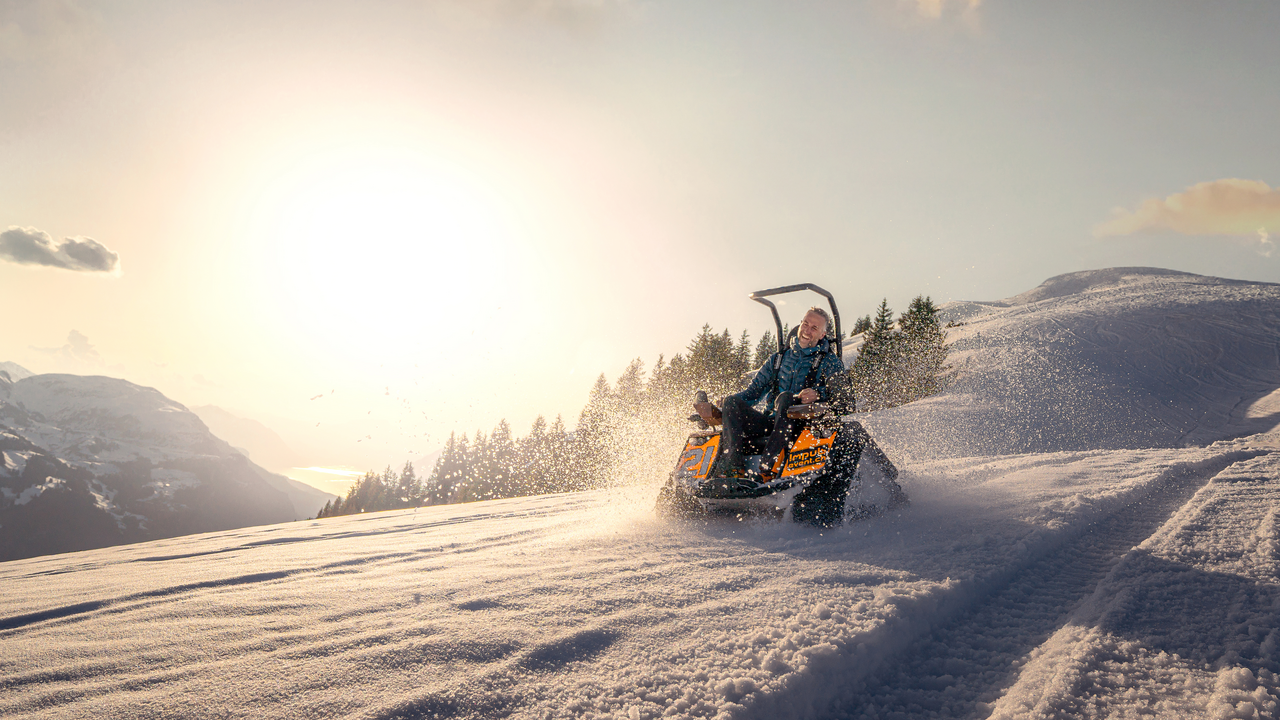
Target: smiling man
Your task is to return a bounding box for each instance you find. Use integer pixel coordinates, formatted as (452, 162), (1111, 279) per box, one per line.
(716, 307), (847, 480)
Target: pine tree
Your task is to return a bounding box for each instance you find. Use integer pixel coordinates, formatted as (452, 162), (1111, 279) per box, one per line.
(614, 359), (646, 414)
(427, 433), (469, 505)
(465, 429), (489, 502)
(519, 415), (550, 496)
(488, 419), (516, 499)
(897, 295), (951, 403)
(453, 434), (471, 502)
(851, 299), (901, 411)
(396, 460), (420, 507)
(734, 330), (752, 379)
(344, 470), (380, 514)
(425, 432), (457, 505)
(573, 375), (614, 489)
(547, 414), (571, 492)
(379, 465), (397, 508)
(647, 354), (674, 407)
(848, 296), (951, 411)
(651, 353), (687, 405)
(852, 315), (872, 335)
(683, 325), (744, 399)
(717, 328), (736, 384)
(753, 330), (777, 368)
(343, 293), (949, 511)
(651, 354), (666, 381)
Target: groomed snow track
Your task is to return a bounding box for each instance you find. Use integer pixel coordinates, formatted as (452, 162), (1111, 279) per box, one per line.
(823, 451), (1265, 719)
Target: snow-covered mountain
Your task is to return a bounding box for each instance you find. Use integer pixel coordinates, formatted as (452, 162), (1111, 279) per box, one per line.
(2, 268), (1279, 719)
(0, 361), (34, 382)
(0, 372), (334, 561)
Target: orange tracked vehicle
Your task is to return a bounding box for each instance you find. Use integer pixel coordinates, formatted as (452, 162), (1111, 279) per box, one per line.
(656, 284), (908, 527)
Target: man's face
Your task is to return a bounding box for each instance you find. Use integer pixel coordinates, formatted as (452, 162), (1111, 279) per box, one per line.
(797, 311), (827, 348)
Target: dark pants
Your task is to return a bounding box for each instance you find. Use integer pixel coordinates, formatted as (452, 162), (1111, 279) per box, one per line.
(721, 392), (800, 473)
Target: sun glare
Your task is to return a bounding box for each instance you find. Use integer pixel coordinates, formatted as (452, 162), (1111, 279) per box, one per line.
(244, 144), (523, 351)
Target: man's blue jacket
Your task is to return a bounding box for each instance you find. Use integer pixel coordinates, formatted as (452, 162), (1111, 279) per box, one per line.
(730, 335), (845, 417)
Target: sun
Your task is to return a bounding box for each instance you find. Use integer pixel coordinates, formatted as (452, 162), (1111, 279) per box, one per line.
(243, 142), (522, 351)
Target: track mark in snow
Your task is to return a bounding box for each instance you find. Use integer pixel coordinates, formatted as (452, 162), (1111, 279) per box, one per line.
(455, 598), (504, 611)
(990, 453), (1280, 718)
(519, 628), (620, 671)
(0, 571), (299, 633)
(0, 601), (108, 632)
(3, 503), (584, 630)
(0, 501), (581, 577)
(133, 549), (235, 562)
(826, 452), (1260, 719)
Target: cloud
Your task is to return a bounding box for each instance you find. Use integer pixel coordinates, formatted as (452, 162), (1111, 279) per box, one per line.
(0, 226), (120, 272)
(31, 329), (102, 365)
(1094, 179), (1280, 240)
(911, 0), (982, 21)
(193, 374), (222, 388)
(1258, 228), (1274, 258)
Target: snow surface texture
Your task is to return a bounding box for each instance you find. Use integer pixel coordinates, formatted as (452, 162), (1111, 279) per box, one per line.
(869, 268), (1280, 459)
(2, 267), (1280, 719)
(2, 441), (1278, 719)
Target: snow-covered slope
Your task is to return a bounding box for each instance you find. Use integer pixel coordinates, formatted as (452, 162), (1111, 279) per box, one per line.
(0, 374), (334, 561)
(1, 435), (1276, 719)
(2, 267), (1279, 719)
(869, 268), (1280, 460)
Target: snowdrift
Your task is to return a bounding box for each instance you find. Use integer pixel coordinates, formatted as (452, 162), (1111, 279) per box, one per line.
(867, 267), (1280, 460)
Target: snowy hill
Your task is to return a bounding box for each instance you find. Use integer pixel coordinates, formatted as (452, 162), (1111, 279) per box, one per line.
(2, 267), (1279, 719)
(869, 267), (1280, 460)
(0, 373), (334, 561)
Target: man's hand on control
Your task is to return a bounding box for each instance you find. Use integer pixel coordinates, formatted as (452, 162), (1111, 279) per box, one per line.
(798, 388), (819, 404)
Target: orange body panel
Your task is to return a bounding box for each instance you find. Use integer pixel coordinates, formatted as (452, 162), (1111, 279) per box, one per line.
(780, 428), (834, 478)
(675, 434), (720, 480)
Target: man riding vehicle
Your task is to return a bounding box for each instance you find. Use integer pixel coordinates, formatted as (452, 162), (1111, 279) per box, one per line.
(707, 306), (848, 481)
(665, 284), (904, 526)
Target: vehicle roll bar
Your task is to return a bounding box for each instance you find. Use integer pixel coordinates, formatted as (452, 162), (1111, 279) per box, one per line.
(749, 283), (843, 359)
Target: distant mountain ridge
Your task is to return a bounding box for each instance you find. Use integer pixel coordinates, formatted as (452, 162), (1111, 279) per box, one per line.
(190, 404), (303, 472)
(0, 370), (334, 562)
(0, 362), (34, 382)
(999, 267), (1267, 307)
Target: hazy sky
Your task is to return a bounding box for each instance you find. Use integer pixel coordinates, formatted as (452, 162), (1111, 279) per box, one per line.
(3, 0), (1279, 472)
